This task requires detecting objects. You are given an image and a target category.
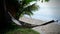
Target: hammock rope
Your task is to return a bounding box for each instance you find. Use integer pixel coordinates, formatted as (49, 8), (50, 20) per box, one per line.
(8, 11), (58, 28)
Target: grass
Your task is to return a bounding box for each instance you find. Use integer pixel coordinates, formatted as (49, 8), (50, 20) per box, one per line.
(5, 28), (40, 34)
(1, 22), (40, 34)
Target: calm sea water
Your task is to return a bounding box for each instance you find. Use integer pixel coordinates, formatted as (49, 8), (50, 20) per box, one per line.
(25, 7), (60, 25)
(25, 0), (60, 24)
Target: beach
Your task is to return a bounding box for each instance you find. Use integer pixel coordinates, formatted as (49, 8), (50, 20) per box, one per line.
(19, 16), (60, 34)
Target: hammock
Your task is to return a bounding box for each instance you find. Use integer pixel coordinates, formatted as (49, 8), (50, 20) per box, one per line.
(8, 11), (58, 28)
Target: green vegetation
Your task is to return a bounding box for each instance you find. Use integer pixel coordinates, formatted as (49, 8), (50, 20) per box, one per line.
(6, 28), (40, 34)
(0, 0), (49, 34)
(2, 22), (39, 34)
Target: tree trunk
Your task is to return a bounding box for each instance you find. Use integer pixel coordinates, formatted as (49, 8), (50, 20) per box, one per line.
(0, 0), (13, 33)
(0, 0), (6, 33)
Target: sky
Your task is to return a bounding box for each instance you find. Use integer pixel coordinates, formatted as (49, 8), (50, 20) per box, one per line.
(25, 0), (60, 22)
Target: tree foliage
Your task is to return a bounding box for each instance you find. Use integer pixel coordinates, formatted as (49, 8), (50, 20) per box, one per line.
(6, 0), (49, 19)
(16, 0), (38, 19)
(0, 0), (49, 33)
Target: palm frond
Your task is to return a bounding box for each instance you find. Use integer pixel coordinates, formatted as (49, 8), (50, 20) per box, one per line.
(9, 0), (49, 19)
(16, 1), (39, 19)
(45, 0), (49, 2)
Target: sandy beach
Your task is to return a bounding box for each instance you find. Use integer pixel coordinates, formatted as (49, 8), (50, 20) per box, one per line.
(19, 16), (60, 34)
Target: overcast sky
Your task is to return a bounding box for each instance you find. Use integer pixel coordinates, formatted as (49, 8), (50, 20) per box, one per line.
(25, 0), (60, 21)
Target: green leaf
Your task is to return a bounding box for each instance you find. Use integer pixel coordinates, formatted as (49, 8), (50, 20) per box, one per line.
(45, 0), (49, 2)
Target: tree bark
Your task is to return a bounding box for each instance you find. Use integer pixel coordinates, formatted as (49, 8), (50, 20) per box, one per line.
(0, 0), (6, 33)
(0, 0), (13, 33)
